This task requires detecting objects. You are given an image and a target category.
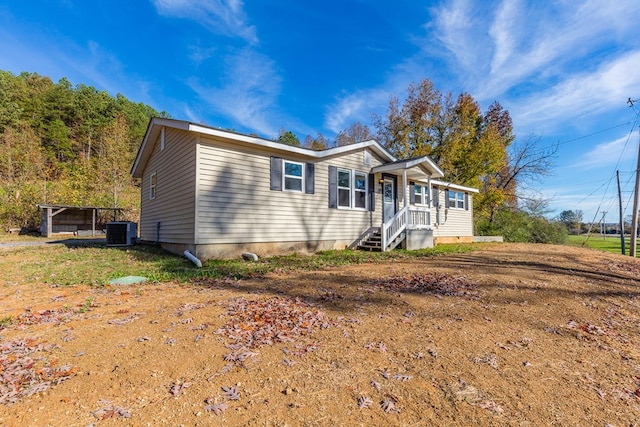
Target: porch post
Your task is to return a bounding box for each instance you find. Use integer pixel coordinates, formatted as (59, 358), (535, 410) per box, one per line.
(402, 170), (407, 208)
(92, 208), (96, 236)
(427, 176), (432, 226)
(46, 207), (52, 238)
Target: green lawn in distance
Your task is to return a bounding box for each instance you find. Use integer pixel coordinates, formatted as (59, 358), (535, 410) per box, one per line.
(566, 234), (637, 257)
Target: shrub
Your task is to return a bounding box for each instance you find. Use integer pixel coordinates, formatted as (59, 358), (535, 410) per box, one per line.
(475, 208), (567, 244)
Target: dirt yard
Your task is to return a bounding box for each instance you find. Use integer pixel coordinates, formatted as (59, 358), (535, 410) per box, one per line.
(1, 243), (639, 426)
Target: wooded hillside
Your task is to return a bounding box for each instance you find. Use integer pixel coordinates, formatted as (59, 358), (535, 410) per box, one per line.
(0, 70), (169, 229)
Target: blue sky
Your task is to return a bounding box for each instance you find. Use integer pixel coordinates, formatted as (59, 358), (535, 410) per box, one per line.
(1, 0), (640, 223)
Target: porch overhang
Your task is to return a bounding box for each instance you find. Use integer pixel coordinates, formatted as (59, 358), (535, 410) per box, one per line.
(370, 155), (444, 180)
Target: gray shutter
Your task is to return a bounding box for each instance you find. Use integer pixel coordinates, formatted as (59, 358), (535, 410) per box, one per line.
(465, 193), (469, 211)
(270, 157), (283, 191)
(368, 173), (375, 211)
(305, 163), (315, 194)
(444, 189), (450, 208)
(328, 165), (337, 208)
(409, 181), (416, 205)
(432, 187), (439, 208)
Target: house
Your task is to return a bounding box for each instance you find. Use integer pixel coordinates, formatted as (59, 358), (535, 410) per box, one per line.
(131, 118), (478, 260)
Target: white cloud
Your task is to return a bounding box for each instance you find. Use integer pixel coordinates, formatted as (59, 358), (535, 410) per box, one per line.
(488, 0), (522, 74)
(324, 89), (392, 134)
(511, 50), (640, 132)
(430, 0), (485, 72)
(0, 23), (153, 103)
(188, 45), (218, 65)
(153, 0), (257, 43)
(428, 0), (640, 103)
(187, 47), (282, 136)
(571, 134), (636, 169)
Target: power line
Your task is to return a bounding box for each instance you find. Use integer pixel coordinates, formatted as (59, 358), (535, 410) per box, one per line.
(555, 121), (634, 147)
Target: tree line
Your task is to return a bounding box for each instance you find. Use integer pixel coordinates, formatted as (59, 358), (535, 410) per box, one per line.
(0, 70), (168, 229)
(282, 78), (562, 244)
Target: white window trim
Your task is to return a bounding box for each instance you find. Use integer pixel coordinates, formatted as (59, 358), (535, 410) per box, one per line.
(412, 184), (432, 207)
(149, 172), (157, 200)
(337, 168), (351, 209)
(353, 171), (368, 210)
(337, 169), (368, 210)
(414, 184), (425, 206)
(448, 190), (465, 209)
(283, 160), (304, 192)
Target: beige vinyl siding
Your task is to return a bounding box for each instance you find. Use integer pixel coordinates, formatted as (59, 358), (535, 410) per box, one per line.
(139, 128), (196, 243)
(196, 137), (384, 244)
(432, 187), (473, 237)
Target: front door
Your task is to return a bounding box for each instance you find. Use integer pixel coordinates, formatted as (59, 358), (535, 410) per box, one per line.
(383, 177), (396, 223)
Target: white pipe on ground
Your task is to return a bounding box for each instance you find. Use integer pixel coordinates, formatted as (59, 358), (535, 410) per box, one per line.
(242, 252), (259, 262)
(183, 250), (202, 268)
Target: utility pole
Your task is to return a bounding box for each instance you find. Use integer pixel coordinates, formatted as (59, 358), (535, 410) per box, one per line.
(631, 143), (640, 257)
(601, 211), (607, 239)
(617, 170), (626, 255)
(631, 129), (640, 258)
(627, 98), (639, 258)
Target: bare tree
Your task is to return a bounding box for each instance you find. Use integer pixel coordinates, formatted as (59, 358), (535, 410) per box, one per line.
(335, 121), (375, 146)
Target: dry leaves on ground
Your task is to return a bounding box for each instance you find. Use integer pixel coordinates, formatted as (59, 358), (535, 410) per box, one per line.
(215, 296), (332, 349)
(0, 338), (76, 405)
(371, 273), (479, 298)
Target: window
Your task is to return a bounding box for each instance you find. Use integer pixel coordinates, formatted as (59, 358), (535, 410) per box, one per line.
(354, 172), (367, 209)
(284, 160), (303, 191)
(338, 169), (351, 207)
(329, 166), (372, 211)
(411, 184), (430, 206)
(149, 172), (157, 200)
(448, 190), (465, 209)
(271, 158), (314, 194)
(337, 169), (368, 209)
(414, 184), (423, 205)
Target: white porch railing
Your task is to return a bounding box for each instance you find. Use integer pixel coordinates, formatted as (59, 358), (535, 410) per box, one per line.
(382, 206), (408, 251)
(408, 207), (431, 229)
(381, 206), (432, 251)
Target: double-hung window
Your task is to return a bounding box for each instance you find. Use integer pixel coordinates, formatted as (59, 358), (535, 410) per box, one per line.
(411, 183), (431, 206)
(354, 172), (367, 209)
(414, 184), (423, 205)
(448, 190), (465, 209)
(336, 168), (368, 209)
(329, 166), (372, 211)
(337, 169), (351, 208)
(271, 157), (314, 194)
(284, 160), (303, 192)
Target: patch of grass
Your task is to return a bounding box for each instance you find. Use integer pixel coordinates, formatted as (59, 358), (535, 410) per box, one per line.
(0, 241), (479, 286)
(566, 235), (635, 256)
(0, 316), (14, 329)
(78, 297), (95, 313)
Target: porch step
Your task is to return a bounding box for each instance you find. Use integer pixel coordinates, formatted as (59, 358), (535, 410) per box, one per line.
(357, 230), (381, 251)
(356, 230), (405, 252)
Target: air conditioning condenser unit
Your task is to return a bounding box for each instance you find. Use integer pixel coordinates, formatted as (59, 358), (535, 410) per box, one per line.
(106, 221), (137, 246)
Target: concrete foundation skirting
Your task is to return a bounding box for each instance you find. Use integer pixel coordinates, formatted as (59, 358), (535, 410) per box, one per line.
(433, 236), (474, 244)
(404, 229), (434, 250)
(161, 239), (350, 260)
(472, 236), (504, 243)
